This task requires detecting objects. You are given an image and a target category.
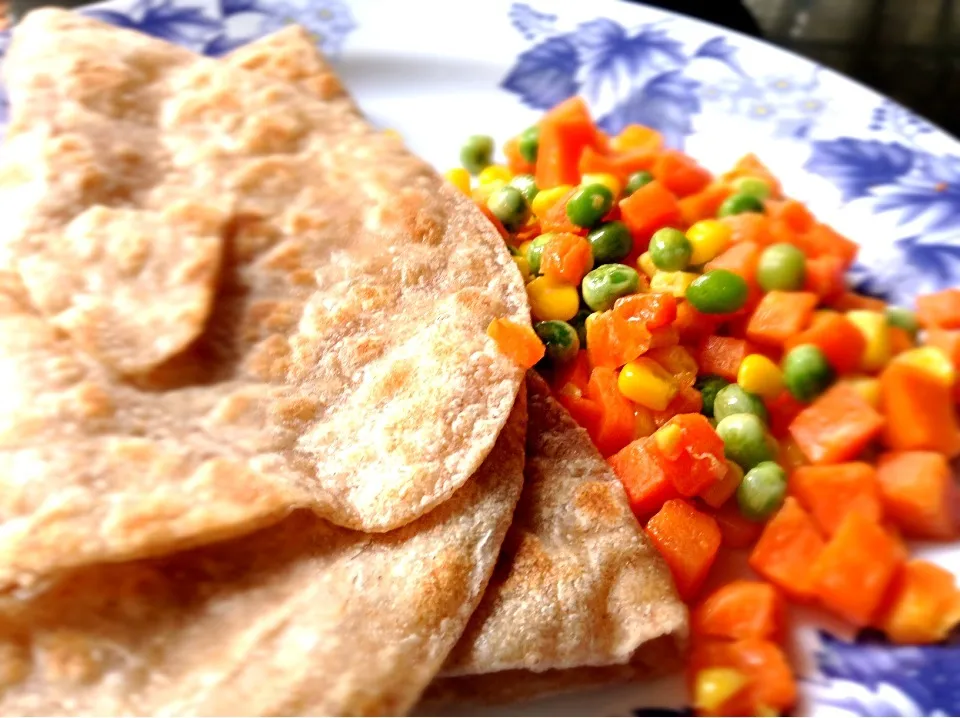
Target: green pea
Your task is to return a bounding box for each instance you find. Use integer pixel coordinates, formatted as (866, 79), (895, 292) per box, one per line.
(587, 221), (634, 265)
(569, 307), (593, 347)
(649, 228), (693, 272)
(737, 461), (788, 521)
(686, 270), (749, 314)
(713, 384), (769, 423)
(732, 176), (772, 201)
(624, 170), (654, 197)
(526, 234), (554, 275)
(535, 320), (580, 364)
(566, 184), (614, 229)
(718, 192), (765, 217)
(886, 306), (919, 339)
(518, 126), (540, 164)
(716, 413), (776, 471)
(487, 185), (530, 232)
(783, 344), (834, 402)
(509, 174), (540, 205)
(757, 243), (807, 292)
(460, 134), (494, 175)
(581, 263), (640, 312)
(696, 375), (729, 418)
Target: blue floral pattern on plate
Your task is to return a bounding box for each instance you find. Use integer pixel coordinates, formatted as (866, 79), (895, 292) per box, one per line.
(1, 0), (960, 714)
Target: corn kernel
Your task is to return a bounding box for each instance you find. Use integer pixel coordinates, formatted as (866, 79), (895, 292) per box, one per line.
(518, 240), (533, 259)
(471, 179), (505, 205)
(737, 353), (785, 400)
(846, 310), (891, 373)
(654, 423), (683, 456)
(844, 376), (881, 408)
(687, 219), (733, 265)
(694, 668), (749, 715)
(894, 346), (956, 386)
(526, 276), (580, 322)
(478, 164), (512, 185)
(650, 270), (699, 298)
(444, 167), (471, 196)
(531, 184), (573, 218)
(634, 406), (657, 439)
(618, 358), (679, 411)
(581, 172), (622, 200)
(638, 252), (658, 278)
(513, 255), (532, 283)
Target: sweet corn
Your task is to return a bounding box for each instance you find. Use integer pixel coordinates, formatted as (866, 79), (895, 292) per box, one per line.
(894, 346), (956, 386)
(581, 172), (622, 200)
(513, 255), (532, 283)
(526, 276), (580, 321)
(738, 353), (785, 400)
(634, 406), (657, 439)
(618, 358), (679, 411)
(531, 184), (573, 218)
(478, 164), (512, 186)
(444, 167), (471, 196)
(693, 668), (749, 715)
(650, 270), (699, 298)
(471, 179), (505, 206)
(638, 251), (658, 278)
(686, 219), (733, 265)
(518, 240), (533, 260)
(654, 423), (683, 456)
(846, 310), (891, 373)
(844, 376), (881, 408)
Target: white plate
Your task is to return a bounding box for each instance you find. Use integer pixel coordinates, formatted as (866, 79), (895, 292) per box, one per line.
(2, 1), (960, 715)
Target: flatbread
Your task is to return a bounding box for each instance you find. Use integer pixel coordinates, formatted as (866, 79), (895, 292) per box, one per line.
(0, 387), (526, 717)
(0, 10), (529, 584)
(426, 373), (687, 704)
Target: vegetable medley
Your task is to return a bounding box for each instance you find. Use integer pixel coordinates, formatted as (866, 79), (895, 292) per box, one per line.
(464, 96), (960, 717)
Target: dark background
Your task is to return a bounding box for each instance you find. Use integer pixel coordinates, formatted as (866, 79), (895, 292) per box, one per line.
(9, 0), (960, 139)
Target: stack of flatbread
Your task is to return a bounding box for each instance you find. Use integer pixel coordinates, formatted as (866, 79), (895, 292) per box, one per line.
(0, 10), (687, 716)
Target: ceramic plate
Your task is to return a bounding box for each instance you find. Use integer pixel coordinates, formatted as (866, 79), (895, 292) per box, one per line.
(2, 0), (959, 715)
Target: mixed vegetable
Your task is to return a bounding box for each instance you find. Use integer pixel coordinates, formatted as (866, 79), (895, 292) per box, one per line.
(470, 96), (960, 717)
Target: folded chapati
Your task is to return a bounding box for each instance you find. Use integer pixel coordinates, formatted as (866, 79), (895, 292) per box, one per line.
(0, 9), (529, 585)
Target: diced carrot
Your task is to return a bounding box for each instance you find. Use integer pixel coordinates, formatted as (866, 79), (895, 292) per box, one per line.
(675, 301), (720, 344)
(614, 292), (678, 330)
(486, 318), (545, 368)
(925, 329), (960, 369)
(585, 309), (652, 369)
(609, 436), (680, 518)
(784, 310), (866, 375)
(749, 497), (825, 601)
(704, 241), (761, 287)
(832, 291), (887, 313)
(535, 96), (598, 188)
(803, 254), (847, 302)
(696, 336), (752, 382)
(700, 463), (742, 508)
(578, 145), (621, 178)
(611, 124), (665, 153)
(789, 383), (885, 465)
(766, 390), (807, 440)
(778, 436), (809, 472)
(888, 326), (914, 355)
(551, 349), (592, 394)
(654, 150), (712, 198)
(916, 288), (960, 329)
(721, 213), (774, 247)
(633, 404), (657, 440)
(746, 291), (819, 347)
(876, 451), (957, 539)
(649, 325), (680, 349)
(711, 502), (763, 549)
(790, 463), (882, 535)
(540, 232), (594, 284)
(478, 203), (510, 239)
(586, 366), (636, 456)
(792, 223), (859, 268)
(809, 511), (905, 626)
(504, 135), (534, 175)
(619, 180), (682, 241)
(613, 149), (660, 177)
(692, 581), (785, 641)
(646, 499), (722, 600)
(556, 388), (603, 437)
(652, 386), (703, 427)
(594, 129), (612, 154)
(678, 183), (733, 226)
(766, 198), (814, 233)
(656, 414), (728, 497)
(877, 560), (960, 644)
(648, 345), (698, 388)
(880, 361), (960, 457)
(689, 638), (797, 715)
(540, 188), (589, 236)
